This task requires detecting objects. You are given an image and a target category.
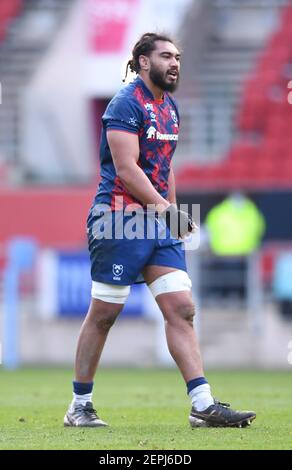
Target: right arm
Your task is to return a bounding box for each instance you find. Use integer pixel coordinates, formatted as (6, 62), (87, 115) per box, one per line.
(107, 129), (196, 239)
(107, 130), (170, 212)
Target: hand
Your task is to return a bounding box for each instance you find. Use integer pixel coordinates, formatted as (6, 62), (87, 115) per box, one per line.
(161, 204), (198, 239)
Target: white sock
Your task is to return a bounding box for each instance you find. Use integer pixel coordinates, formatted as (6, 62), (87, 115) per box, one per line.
(189, 384), (214, 411)
(70, 392), (93, 410)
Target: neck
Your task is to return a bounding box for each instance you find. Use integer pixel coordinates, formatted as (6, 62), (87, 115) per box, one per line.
(139, 73), (164, 100)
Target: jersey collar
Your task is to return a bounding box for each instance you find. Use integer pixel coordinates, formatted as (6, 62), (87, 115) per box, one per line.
(135, 76), (165, 105)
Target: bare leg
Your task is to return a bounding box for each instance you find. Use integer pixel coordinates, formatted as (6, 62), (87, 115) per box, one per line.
(143, 265), (204, 382)
(156, 290), (204, 382)
(75, 298), (123, 383)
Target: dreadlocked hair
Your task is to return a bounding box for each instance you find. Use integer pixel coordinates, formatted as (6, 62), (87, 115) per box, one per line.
(123, 32), (176, 82)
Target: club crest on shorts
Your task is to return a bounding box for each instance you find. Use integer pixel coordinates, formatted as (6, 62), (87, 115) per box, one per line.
(112, 264), (123, 280)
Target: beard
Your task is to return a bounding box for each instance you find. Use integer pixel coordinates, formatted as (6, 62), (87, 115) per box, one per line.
(149, 63), (179, 93)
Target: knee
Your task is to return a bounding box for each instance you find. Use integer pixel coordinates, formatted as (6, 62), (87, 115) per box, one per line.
(178, 301), (195, 325)
(167, 300), (195, 326)
(89, 306), (119, 333)
(95, 313), (117, 333)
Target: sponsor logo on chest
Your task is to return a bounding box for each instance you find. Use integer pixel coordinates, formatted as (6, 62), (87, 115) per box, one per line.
(146, 126), (178, 141)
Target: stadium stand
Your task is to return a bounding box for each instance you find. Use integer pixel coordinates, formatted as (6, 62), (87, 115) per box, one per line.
(0, 0), (22, 43)
(0, 0), (72, 180)
(176, 0), (292, 190)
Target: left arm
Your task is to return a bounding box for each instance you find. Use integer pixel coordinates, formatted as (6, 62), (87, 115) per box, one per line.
(167, 164), (177, 205)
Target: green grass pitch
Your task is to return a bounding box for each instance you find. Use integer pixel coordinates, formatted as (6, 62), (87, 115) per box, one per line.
(0, 368), (291, 450)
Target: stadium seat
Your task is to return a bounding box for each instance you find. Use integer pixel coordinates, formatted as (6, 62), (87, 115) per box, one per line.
(176, 4), (292, 191)
(0, 0), (22, 43)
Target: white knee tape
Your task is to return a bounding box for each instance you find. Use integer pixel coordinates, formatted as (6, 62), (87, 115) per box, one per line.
(148, 270), (192, 298)
(91, 281), (130, 304)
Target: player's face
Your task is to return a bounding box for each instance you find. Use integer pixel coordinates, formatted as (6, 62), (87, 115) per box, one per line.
(149, 41), (181, 92)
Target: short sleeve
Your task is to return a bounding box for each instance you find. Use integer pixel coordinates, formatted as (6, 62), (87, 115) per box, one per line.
(102, 96), (143, 134)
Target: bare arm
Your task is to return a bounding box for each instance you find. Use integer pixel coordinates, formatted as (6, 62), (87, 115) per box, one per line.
(167, 164), (177, 205)
(107, 130), (170, 211)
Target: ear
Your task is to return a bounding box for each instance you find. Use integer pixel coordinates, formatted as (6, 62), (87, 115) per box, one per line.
(139, 55), (150, 71)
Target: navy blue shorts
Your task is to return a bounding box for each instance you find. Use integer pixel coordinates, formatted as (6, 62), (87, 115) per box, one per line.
(87, 210), (187, 285)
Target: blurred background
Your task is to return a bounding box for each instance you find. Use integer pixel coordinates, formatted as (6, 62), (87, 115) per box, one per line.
(1, 0), (292, 370)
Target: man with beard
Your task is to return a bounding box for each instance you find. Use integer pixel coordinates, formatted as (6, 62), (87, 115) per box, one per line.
(64, 33), (256, 429)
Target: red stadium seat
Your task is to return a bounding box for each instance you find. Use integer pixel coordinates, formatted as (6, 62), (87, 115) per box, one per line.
(176, 4), (292, 192)
(0, 0), (22, 43)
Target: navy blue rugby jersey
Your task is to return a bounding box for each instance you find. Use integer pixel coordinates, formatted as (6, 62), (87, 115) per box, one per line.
(94, 76), (180, 210)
